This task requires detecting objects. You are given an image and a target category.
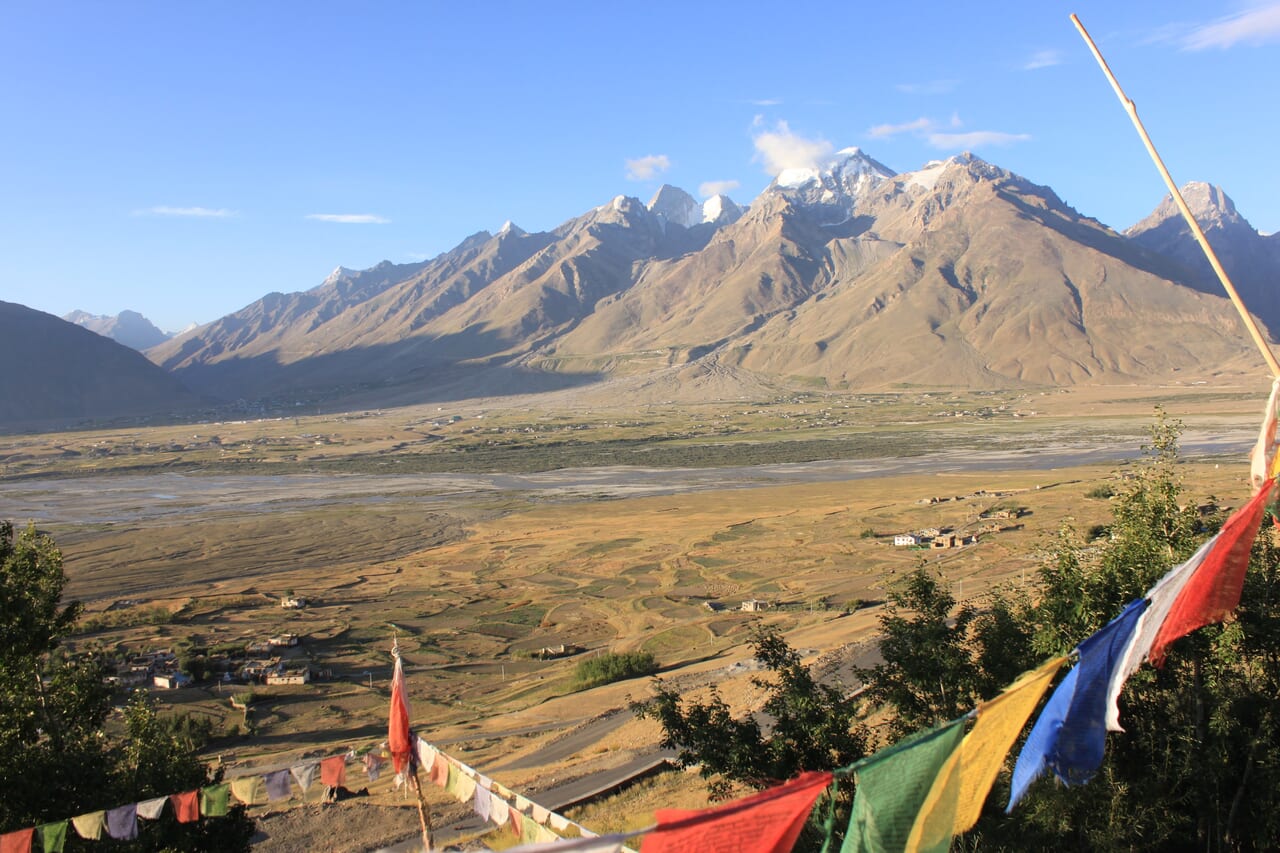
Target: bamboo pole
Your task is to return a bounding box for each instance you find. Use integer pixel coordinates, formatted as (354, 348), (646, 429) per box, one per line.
(1070, 13), (1280, 379)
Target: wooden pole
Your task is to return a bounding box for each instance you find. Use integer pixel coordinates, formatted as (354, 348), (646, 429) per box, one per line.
(1069, 13), (1280, 379)
(410, 762), (434, 851)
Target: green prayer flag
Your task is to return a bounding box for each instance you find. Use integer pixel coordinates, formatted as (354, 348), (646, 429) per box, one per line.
(201, 782), (231, 817)
(842, 717), (966, 853)
(37, 821), (68, 853)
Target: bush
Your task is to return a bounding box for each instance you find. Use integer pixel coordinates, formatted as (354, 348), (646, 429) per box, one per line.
(1085, 483), (1115, 499)
(573, 651), (658, 690)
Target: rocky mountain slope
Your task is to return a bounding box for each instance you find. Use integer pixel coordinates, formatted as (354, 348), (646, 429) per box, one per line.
(1126, 181), (1280, 331)
(1, 301), (198, 428)
(139, 150), (1269, 406)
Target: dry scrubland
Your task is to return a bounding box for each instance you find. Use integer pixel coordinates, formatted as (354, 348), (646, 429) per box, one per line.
(0, 383), (1269, 849)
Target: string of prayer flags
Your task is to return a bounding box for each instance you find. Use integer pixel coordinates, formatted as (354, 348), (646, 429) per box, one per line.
(230, 775), (267, 806)
(104, 804), (137, 841)
(0, 828), (33, 853)
(842, 718), (966, 853)
(1008, 599), (1148, 810)
(503, 834), (630, 852)
(136, 797), (167, 820)
(171, 791), (199, 823)
(70, 812), (104, 841)
(264, 769), (292, 802)
(641, 770), (832, 853)
(35, 822), (66, 853)
(199, 783), (230, 818)
(907, 656), (1067, 852)
(290, 762), (318, 794)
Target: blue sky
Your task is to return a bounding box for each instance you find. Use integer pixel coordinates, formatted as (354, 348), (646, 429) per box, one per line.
(3, 2), (1279, 333)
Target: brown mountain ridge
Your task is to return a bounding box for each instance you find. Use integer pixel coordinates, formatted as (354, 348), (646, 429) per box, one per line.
(141, 151), (1266, 407)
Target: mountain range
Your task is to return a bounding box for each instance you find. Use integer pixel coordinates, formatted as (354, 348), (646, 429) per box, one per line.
(9, 148), (1280, 427)
(64, 309), (172, 351)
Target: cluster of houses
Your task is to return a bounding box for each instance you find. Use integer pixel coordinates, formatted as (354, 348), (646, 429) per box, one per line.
(106, 633), (312, 691)
(892, 528), (979, 550)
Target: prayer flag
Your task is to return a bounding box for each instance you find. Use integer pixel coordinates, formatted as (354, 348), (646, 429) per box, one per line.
(201, 783), (230, 817)
(454, 769), (477, 804)
(431, 752), (449, 788)
(1009, 599), (1148, 810)
(415, 737), (435, 772)
(509, 805), (525, 842)
(908, 657), (1066, 852)
(1105, 535), (1217, 731)
(264, 769), (292, 801)
(1250, 377), (1280, 492)
(388, 646), (414, 774)
(290, 761), (318, 794)
(230, 775), (266, 805)
(105, 804), (137, 841)
(35, 822), (67, 853)
(136, 796), (167, 820)
(1148, 480), (1273, 666)
(320, 755), (347, 789)
(0, 828), (33, 853)
(363, 752), (384, 782)
(642, 770), (832, 853)
(843, 718), (966, 853)
(171, 791), (200, 823)
(69, 812), (104, 841)
(474, 783), (492, 822)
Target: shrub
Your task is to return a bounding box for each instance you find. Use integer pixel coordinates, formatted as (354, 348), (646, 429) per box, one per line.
(573, 651), (658, 690)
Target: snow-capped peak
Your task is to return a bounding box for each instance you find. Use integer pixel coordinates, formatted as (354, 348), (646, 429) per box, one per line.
(647, 184), (702, 229)
(498, 219), (525, 236)
(760, 146), (896, 223)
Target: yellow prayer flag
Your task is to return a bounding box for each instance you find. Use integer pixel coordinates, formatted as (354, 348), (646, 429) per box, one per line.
(906, 656), (1066, 852)
(230, 775), (267, 806)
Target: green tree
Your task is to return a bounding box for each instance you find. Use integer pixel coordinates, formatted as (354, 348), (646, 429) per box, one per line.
(634, 626), (868, 796)
(856, 566), (1033, 738)
(0, 522), (253, 850)
(971, 413), (1280, 851)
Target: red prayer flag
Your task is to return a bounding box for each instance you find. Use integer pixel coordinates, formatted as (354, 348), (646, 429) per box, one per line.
(0, 828), (33, 853)
(1149, 479), (1274, 666)
(388, 649), (413, 774)
(509, 804), (525, 842)
(170, 790), (200, 823)
(431, 752), (450, 788)
(320, 755), (347, 788)
(641, 770), (833, 853)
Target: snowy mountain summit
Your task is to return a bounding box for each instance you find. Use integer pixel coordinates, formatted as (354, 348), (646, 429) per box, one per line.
(762, 146), (896, 223)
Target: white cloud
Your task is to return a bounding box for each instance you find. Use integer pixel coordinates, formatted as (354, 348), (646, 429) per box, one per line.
(867, 117), (936, 139)
(750, 98), (783, 106)
(1023, 49), (1063, 70)
(135, 206), (234, 217)
(699, 179), (741, 198)
(927, 130), (1032, 149)
(1183, 3), (1280, 49)
(624, 154), (671, 181)
(895, 79), (959, 95)
(306, 213), (390, 224)
(752, 120), (833, 177)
